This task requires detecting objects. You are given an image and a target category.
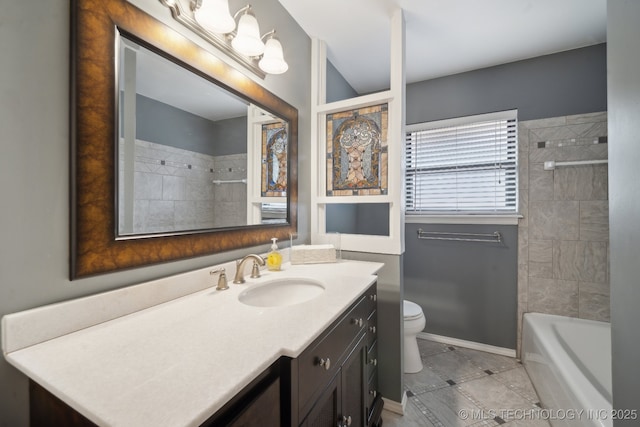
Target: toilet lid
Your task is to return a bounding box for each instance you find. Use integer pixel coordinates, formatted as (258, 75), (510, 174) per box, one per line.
(403, 300), (423, 320)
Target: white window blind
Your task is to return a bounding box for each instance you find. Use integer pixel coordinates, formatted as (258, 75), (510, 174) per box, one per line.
(405, 111), (518, 214)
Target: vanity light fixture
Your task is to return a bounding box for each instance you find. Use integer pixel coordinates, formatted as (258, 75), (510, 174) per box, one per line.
(259, 31), (289, 74)
(231, 6), (265, 57)
(159, 0), (288, 77)
(192, 0), (236, 34)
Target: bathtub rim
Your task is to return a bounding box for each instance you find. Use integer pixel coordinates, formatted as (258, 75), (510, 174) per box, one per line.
(522, 312), (612, 427)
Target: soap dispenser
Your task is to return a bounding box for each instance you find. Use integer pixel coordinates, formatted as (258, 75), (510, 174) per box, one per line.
(267, 237), (283, 271)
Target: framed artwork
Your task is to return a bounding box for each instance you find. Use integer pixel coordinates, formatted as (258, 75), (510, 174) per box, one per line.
(261, 122), (288, 197)
(326, 103), (388, 196)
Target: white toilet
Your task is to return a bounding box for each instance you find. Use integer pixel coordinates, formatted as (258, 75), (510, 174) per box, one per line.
(403, 300), (426, 374)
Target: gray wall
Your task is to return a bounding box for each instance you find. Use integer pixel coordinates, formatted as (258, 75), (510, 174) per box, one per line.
(0, 0), (311, 425)
(136, 95), (247, 156)
(607, 0), (640, 423)
(326, 59), (358, 103)
(407, 43), (607, 124)
(326, 203), (390, 236)
(404, 44), (607, 350)
(344, 252), (404, 403)
(404, 224), (518, 349)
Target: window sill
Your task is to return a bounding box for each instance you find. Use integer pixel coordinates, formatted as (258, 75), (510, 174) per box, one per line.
(405, 214), (522, 226)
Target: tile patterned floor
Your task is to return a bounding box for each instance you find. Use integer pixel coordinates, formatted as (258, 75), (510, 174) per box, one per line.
(382, 339), (551, 427)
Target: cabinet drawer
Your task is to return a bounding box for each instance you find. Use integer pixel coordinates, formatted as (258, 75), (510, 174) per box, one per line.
(298, 295), (369, 414)
(365, 284), (377, 315)
(366, 340), (378, 380)
(366, 309), (377, 348)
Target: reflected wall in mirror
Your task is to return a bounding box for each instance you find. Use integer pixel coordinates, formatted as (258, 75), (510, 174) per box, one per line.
(117, 36), (288, 236)
(71, 0), (297, 278)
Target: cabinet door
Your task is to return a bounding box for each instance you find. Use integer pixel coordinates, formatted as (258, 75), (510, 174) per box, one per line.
(227, 376), (281, 427)
(340, 336), (366, 427)
(300, 373), (341, 427)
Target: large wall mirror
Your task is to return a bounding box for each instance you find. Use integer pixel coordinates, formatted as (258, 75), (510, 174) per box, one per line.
(71, 0), (298, 278)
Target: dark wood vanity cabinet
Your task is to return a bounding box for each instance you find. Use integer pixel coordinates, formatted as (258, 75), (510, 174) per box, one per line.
(293, 282), (383, 427)
(201, 359), (288, 426)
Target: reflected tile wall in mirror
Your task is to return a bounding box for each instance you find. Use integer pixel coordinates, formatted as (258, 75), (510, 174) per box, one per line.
(119, 139), (248, 234)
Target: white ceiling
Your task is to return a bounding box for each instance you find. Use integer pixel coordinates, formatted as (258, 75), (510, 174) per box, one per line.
(278, 0), (607, 94)
(124, 37), (248, 121)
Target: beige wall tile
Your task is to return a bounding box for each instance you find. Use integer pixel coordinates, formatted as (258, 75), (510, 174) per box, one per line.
(566, 112), (608, 124)
(529, 167), (554, 201)
(554, 164), (608, 201)
(520, 116), (567, 129)
(528, 277), (578, 317)
(566, 122), (602, 138)
(529, 262), (553, 279)
(580, 280), (610, 295)
(553, 240), (608, 283)
(530, 126), (578, 142)
(580, 223), (609, 241)
(530, 201), (579, 241)
(580, 200), (609, 224)
(518, 264), (529, 305)
(518, 227), (529, 267)
(516, 112), (609, 351)
(519, 191), (529, 226)
(579, 290), (610, 322)
(518, 155), (529, 191)
(529, 240), (553, 263)
(518, 126), (530, 152)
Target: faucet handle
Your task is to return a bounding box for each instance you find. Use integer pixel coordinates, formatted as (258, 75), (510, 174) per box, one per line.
(250, 261), (261, 279)
(210, 268), (228, 291)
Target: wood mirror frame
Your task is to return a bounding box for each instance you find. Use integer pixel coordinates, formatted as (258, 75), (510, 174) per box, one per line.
(71, 0), (298, 279)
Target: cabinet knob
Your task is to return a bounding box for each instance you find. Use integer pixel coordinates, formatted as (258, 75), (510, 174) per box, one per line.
(369, 358), (377, 366)
(342, 415), (352, 426)
(369, 294), (377, 302)
(369, 325), (376, 334)
(369, 389), (377, 397)
(353, 318), (363, 327)
(318, 357), (331, 370)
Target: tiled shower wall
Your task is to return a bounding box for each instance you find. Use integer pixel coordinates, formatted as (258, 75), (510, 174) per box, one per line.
(123, 139), (247, 233)
(517, 111), (609, 355)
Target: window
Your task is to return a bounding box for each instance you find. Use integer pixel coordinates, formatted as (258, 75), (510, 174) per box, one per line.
(405, 110), (517, 214)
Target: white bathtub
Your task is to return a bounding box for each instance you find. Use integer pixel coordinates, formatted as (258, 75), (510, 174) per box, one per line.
(522, 313), (612, 427)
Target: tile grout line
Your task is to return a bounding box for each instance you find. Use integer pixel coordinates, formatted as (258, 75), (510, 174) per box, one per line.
(400, 342), (548, 426)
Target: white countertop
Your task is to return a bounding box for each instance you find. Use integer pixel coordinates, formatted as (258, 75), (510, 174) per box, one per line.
(2, 260), (382, 427)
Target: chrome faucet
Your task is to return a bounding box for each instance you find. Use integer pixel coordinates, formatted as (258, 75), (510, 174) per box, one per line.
(233, 254), (265, 284)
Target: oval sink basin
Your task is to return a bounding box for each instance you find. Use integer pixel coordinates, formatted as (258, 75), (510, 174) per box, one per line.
(238, 278), (325, 307)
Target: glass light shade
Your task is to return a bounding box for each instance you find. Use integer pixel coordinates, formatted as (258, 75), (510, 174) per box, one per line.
(194, 0), (235, 34)
(231, 11), (265, 57)
(259, 37), (289, 74)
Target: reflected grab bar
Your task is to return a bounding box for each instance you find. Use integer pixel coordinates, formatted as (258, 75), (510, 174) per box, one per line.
(417, 228), (502, 243)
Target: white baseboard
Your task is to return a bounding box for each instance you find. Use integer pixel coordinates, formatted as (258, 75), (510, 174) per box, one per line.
(382, 391), (407, 415)
(418, 332), (516, 358)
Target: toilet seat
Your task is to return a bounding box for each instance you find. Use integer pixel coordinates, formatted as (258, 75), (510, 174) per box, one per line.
(404, 300), (424, 321)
